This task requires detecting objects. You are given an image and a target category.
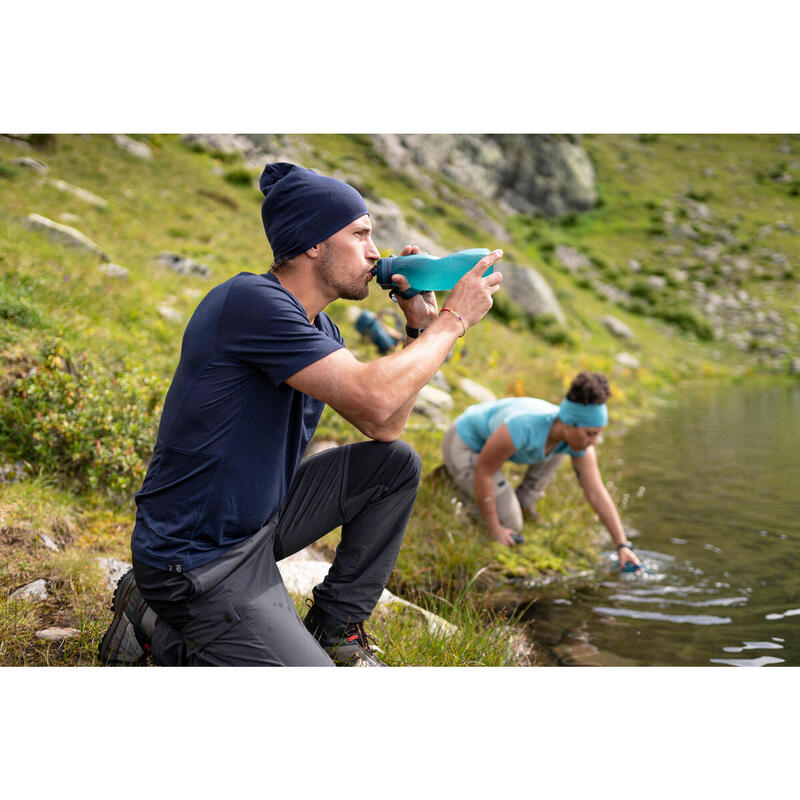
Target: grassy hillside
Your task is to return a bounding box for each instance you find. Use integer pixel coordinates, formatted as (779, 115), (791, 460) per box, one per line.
(1, 133), (798, 665)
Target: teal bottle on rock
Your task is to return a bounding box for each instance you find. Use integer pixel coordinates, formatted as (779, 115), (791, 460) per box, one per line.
(372, 248), (493, 295)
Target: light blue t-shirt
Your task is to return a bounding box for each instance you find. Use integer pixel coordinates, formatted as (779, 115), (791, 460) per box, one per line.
(455, 397), (586, 464)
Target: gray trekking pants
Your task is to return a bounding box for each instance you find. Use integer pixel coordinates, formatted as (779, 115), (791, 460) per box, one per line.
(133, 439), (421, 666)
(441, 423), (563, 532)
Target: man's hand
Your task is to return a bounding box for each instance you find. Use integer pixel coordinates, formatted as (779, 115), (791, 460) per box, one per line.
(390, 245), (439, 330)
(441, 249), (504, 330)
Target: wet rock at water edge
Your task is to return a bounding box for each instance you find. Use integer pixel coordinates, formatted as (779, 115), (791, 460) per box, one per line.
(10, 579), (49, 602)
(789, 357), (800, 375)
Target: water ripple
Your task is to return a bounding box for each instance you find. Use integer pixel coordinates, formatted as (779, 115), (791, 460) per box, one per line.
(709, 656), (785, 667)
(608, 594), (748, 608)
(592, 606), (732, 624)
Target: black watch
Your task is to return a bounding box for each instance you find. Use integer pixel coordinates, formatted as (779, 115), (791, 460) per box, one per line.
(616, 542), (634, 551)
(405, 324), (425, 339)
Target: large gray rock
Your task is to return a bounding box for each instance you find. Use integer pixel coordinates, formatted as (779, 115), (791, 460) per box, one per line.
(371, 134), (597, 218)
(277, 558), (457, 638)
(24, 213), (108, 258)
(368, 197), (443, 256)
(499, 262), (566, 324)
(554, 244), (592, 273)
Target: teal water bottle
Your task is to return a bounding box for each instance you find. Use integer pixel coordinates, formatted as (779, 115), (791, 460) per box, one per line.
(372, 248), (493, 297)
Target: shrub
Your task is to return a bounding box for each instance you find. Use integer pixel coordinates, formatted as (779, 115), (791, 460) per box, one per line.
(0, 340), (167, 501)
(223, 167), (253, 186)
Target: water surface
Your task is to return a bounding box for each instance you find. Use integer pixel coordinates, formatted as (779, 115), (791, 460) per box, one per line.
(528, 380), (800, 667)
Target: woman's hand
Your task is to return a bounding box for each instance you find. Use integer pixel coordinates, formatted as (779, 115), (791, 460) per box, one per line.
(489, 524), (520, 547)
(618, 544), (642, 571)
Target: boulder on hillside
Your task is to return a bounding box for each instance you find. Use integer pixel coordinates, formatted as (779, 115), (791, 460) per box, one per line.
(99, 263), (129, 279)
(368, 197), (443, 256)
(458, 377), (497, 403)
(24, 213), (108, 259)
(499, 261), (566, 324)
(601, 315), (634, 340)
(11, 156), (48, 174)
(50, 179), (109, 208)
(112, 134), (153, 160)
(156, 252), (211, 278)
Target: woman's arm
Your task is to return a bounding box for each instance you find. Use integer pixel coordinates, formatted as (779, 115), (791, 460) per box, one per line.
(474, 423), (519, 546)
(571, 447), (641, 569)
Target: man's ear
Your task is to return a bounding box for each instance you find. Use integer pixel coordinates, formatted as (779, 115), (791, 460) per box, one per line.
(305, 243), (321, 260)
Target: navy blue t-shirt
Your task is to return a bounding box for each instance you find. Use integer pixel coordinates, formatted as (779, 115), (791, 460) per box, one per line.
(131, 272), (344, 572)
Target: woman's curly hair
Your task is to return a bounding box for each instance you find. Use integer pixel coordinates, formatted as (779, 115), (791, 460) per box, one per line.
(566, 371), (611, 405)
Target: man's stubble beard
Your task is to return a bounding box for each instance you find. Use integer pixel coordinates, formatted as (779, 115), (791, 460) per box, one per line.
(317, 245), (370, 301)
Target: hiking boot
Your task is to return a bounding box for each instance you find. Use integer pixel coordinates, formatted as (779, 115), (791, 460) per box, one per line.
(98, 569), (154, 665)
(303, 602), (387, 667)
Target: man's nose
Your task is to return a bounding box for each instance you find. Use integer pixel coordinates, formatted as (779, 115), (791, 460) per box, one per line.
(366, 236), (381, 260)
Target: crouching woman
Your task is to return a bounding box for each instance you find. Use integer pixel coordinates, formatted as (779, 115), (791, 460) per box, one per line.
(441, 372), (641, 570)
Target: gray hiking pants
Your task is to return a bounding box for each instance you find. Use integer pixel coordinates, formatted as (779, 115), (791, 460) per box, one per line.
(441, 423), (564, 532)
(133, 439), (421, 666)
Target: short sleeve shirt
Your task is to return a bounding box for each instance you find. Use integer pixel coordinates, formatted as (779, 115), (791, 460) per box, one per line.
(455, 397), (586, 464)
(132, 272), (344, 572)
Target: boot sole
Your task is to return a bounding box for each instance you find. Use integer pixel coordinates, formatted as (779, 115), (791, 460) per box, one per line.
(98, 571), (146, 666)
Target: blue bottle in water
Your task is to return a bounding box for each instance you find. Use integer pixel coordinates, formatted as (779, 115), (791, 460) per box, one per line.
(372, 248), (493, 296)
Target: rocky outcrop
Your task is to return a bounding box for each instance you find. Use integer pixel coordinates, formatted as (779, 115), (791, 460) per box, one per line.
(499, 261), (566, 324)
(112, 134), (152, 160)
(371, 134), (597, 218)
(601, 315), (634, 339)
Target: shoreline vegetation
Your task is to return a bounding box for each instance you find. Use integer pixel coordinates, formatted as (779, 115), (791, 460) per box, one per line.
(1, 134), (798, 666)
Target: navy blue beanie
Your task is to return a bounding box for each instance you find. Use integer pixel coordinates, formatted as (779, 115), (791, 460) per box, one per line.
(260, 163), (369, 262)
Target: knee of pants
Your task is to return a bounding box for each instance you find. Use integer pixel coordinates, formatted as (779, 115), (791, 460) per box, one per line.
(380, 439), (422, 487)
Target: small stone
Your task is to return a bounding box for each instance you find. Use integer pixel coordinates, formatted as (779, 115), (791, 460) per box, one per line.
(458, 377), (497, 403)
(99, 262), (129, 279)
(615, 352), (641, 369)
(10, 156), (48, 174)
(51, 179), (109, 208)
(601, 315), (634, 340)
(97, 557), (131, 592)
(156, 252), (211, 278)
(39, 534), (59, 552)
(35, 627), (79, 641)
(112, 134), (153, 160)
(417, 384), (453, 410)
(10, 579), (48, 602)
(157, 305), (182, 322)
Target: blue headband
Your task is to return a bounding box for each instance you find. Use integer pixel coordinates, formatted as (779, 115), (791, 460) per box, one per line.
(260, 163), (369, 262)
(558, 398), (608, 427)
